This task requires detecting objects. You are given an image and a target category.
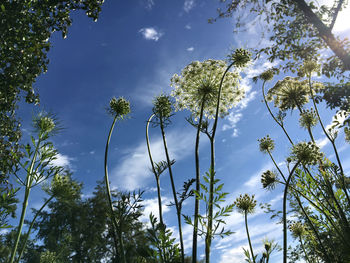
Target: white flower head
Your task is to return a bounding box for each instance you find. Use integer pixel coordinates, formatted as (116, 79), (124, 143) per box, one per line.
(170, 59), (244, 119)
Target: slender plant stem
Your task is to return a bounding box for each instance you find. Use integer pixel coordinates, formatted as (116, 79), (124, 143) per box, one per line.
(307, 75), (350, 204)
(283, 161), (300, 263)
(16, 195), (54, 263)
(268, 151), (287, 182)
(159, 116), (185, 263)
(262, 81), (293, 145)
(146, 114), (164, 226)
(10, 137), (41, 263)
(104, 116), (126, 263)
(245, 211), (256, 263)
(299, 236), (311, 263)
(192, 99), (206, 263)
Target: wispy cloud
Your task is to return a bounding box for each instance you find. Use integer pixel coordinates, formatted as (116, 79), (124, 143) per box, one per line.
(140, 196), (171, 225)
(51, 153), (74, 168)
(110, 129), (195, 190)
(184, 0), (195, 12)
(144, 0), (155, 10)
(139, 27), (163, 41)
(221, 60), (278, 137)
(186, 46), (194, 52)
(185, 24), (191, 30)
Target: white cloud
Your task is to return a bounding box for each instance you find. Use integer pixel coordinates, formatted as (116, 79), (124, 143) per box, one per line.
(51, 153), (74, 168)
(139, 27), (163, 41)
(140, 196), (171, 225)
(110, 129), (195, 190)
(89, 150), (95, 155)
(315, 137), (329, 149)
(186, 46), (194, 52)
(185, 24), (191, 30)
(184, 0), (195, 12)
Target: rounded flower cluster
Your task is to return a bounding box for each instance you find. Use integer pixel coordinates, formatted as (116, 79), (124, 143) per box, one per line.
(152, 94), (173, 119)
(259, 69), (275, 82)
(290, 141), (323, 166)
(170, 59), (244, 119)
(298, 60), (321, 77)
(267, 77), (310, 111)
(289, 221), (306, 238)
(228, 48), (251, 68)
(299, 108), (318, 129)
(258, 135), (275, 154)
(234, 194), (257, 214)
(34, 114), (56, 134)
(108, 97), (130, 118)
(51, 174), (80, 200)
(261, 170), (278, 190)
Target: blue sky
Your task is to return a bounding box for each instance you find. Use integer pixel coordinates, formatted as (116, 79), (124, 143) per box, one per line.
(11, 0), (350, 262)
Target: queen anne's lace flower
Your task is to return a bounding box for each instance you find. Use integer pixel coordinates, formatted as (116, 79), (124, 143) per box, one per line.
(170, 59), (244, 119)
(234, 194), (257, 214)
(267, 77), (324, 111)
(108, 97), (130, 118)
(290, 141), (323, 166)
(261, 170), (278, 190)
(299, 108), (318, 129)
(289, 222), (306, 238)
(258, 135), (275, 153)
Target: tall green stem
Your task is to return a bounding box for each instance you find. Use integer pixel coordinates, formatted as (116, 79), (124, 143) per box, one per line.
(262, 81), (293, 145)
(146, 114), (164, 226)
(245, 211), (256, 263)
(283, 161), (300, 263)
(159, 117), (185, 263)
(307, 75), (350, 204)
(104, 116), (126, 263)
(10, 137), (41, 263)
(16, 195), (54, 263)
(192, 99), (206, 263)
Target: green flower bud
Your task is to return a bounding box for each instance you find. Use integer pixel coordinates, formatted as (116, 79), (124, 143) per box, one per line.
(259, 69), (274, 81)
(229, 48), (252, 68)
(261, 170), (278, 190)
(152, 94), (173, 119)
(258, 135), (275, 154)
(234, 194), (257, 214)
(289, 221), (306, 238)
(108, 97), (130, 118)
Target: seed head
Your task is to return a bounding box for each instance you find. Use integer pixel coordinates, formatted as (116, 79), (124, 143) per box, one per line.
(234, 194), (257, 214)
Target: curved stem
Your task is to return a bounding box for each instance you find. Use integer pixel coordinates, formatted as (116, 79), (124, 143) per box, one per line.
(104, 116), (126, 263)
(159, 117), (185, 263)
(262, 81), (293, 145)
(245, 211), (256, 263)
(10, 137), (41, 263)
(146, 114), (164, 226)
(283, 161), (300, 263)
(299, 236), (311, 263)
(307, 75), (350, 204)
(192, 99), (206, 263)
(268, 151), (287, 182)
(16, 195), (54, 263)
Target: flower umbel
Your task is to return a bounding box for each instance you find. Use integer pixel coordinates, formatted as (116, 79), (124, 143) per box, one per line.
(261, 170), (278, 190)
(259, 69), (275, 81)
(170, 59), (244, 119)
(234, 194), (257, 214)
(258, 135), (275, 153)
(228, 48), (251, 68)
(108, 97), (130, 118)
(152, 94), (173, 119)
(289, 221), (306, 238)
(290, 141), (323, 166)
(299, 108), (318, 130)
